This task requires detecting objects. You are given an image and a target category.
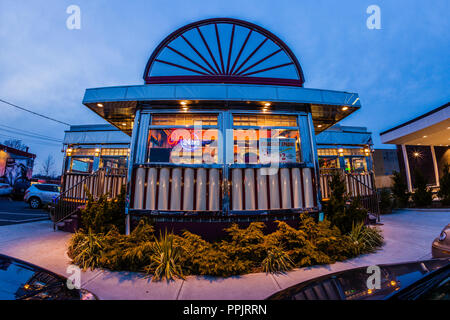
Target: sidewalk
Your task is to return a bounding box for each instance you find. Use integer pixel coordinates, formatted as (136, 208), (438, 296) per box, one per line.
(0, 208), (448, 299)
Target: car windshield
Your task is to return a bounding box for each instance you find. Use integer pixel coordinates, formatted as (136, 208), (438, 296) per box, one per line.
(0, 255), (79, 300)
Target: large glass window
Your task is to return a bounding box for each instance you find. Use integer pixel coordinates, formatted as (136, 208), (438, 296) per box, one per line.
(147, 113), (219, 164)
(70, 157), (93, 173)
(319, 157), (340, 169)
(232, 114), (301, 164)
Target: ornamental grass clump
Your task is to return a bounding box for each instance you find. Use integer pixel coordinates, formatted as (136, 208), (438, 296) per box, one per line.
(261, 247), (294, 274)
(67, 229), (105, 271)
(348, 221), (384, 256)
(146, 230), (184, 281)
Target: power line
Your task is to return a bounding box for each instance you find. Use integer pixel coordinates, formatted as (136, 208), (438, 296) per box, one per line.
(0, 98), (71, 126)
(0, 127), (63, 143)
(0, 124), (63, 142)
(0, 133), (62, 147)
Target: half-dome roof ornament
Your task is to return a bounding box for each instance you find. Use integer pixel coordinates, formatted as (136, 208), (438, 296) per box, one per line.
(143, 18), (305, 87)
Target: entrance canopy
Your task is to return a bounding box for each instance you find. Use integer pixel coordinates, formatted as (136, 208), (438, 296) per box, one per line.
(82, 83), (361, 135)
(380, 102), (449, 146)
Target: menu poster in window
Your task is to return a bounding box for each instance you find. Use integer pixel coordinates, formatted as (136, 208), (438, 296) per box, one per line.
(259, 138), (296, 163)
(279, 138), (296, 163)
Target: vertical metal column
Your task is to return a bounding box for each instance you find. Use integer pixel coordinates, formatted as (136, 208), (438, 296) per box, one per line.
(125, 109), (142, 235)
(222, 111), (232, 215)
(401, 144), (413, 193)
(430, 145), (440, 187)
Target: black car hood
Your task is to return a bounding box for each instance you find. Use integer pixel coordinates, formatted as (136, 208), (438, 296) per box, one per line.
(0, 254), (81, 300)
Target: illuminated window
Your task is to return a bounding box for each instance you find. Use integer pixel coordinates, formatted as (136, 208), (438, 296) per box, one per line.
(233, 114), (297, 127)
(70, 148), (96, 156)
(151, 114), (218, 126)
(70, 158), (93, 173)
(148, 129), (219, 164)
(101, 148), (129, 156)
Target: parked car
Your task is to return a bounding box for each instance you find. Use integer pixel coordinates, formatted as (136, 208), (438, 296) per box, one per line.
(266, 258), (450, 300)
(432, 224), (450, 258)
(24, 184), (60, 209)
(0, 183), (13, 196)
(0, 254), (97, 300)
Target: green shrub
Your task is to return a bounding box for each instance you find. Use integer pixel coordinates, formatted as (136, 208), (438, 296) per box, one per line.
(323, 171), (368, 234)
(438, 163), (450, 206)
(412, 169), (433, 207)
(67, 213), (384, 280)
(391, 171), (410, 207)
(378, 188), (393, 214)
(80, 185), (126, 234)
(348, 222), (384, 256)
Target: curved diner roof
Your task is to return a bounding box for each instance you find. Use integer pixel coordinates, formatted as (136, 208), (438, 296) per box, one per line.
(81, 18), (362, 135)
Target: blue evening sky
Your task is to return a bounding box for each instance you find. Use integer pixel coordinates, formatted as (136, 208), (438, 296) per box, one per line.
(0, 0), (449, 174)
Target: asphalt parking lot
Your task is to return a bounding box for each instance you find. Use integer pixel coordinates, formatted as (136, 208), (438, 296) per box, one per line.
(0, 196), (49, 226)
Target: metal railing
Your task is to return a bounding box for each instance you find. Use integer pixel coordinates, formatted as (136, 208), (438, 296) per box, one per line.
(320, 168), (380, 219)
(50, 167), (127, 227)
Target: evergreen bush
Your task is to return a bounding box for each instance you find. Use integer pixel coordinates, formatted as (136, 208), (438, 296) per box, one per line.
(412, 169), (433, 207)
(378, 188), (393, 214)
(323, 171), (367, 234)
(80, 185), (126, 234)
(437, 163), (450, 206)
(391, 171), (410, 207)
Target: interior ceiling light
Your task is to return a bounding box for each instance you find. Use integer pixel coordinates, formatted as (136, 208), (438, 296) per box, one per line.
(180, 101), (187, 105)
(342, 106), (349, 111)
(264, 102), (271, 107)
(317, 124), (323, 128)
(97, 103), (103, 107)
(423, 135), (427, 138)
(122, 123), (126, 126)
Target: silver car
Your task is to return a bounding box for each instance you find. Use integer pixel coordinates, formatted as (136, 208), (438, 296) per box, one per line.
(24, 184), (60, 209)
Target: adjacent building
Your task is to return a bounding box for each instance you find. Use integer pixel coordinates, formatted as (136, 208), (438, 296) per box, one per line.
(380, 102), (449, 192)
(0, 144), (36, 186)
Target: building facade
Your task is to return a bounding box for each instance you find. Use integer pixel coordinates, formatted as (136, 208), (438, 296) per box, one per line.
(0, 144), (35, 186)
(56, 18), (369, 234)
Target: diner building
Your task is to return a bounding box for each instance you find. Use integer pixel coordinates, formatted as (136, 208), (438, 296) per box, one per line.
(56, 18), (370, 234)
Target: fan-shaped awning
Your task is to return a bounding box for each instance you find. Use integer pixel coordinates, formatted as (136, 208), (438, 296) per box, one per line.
(143, 18), (305, 87)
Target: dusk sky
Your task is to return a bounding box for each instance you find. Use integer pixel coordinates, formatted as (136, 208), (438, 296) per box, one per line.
(0, 0), (449, 175)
